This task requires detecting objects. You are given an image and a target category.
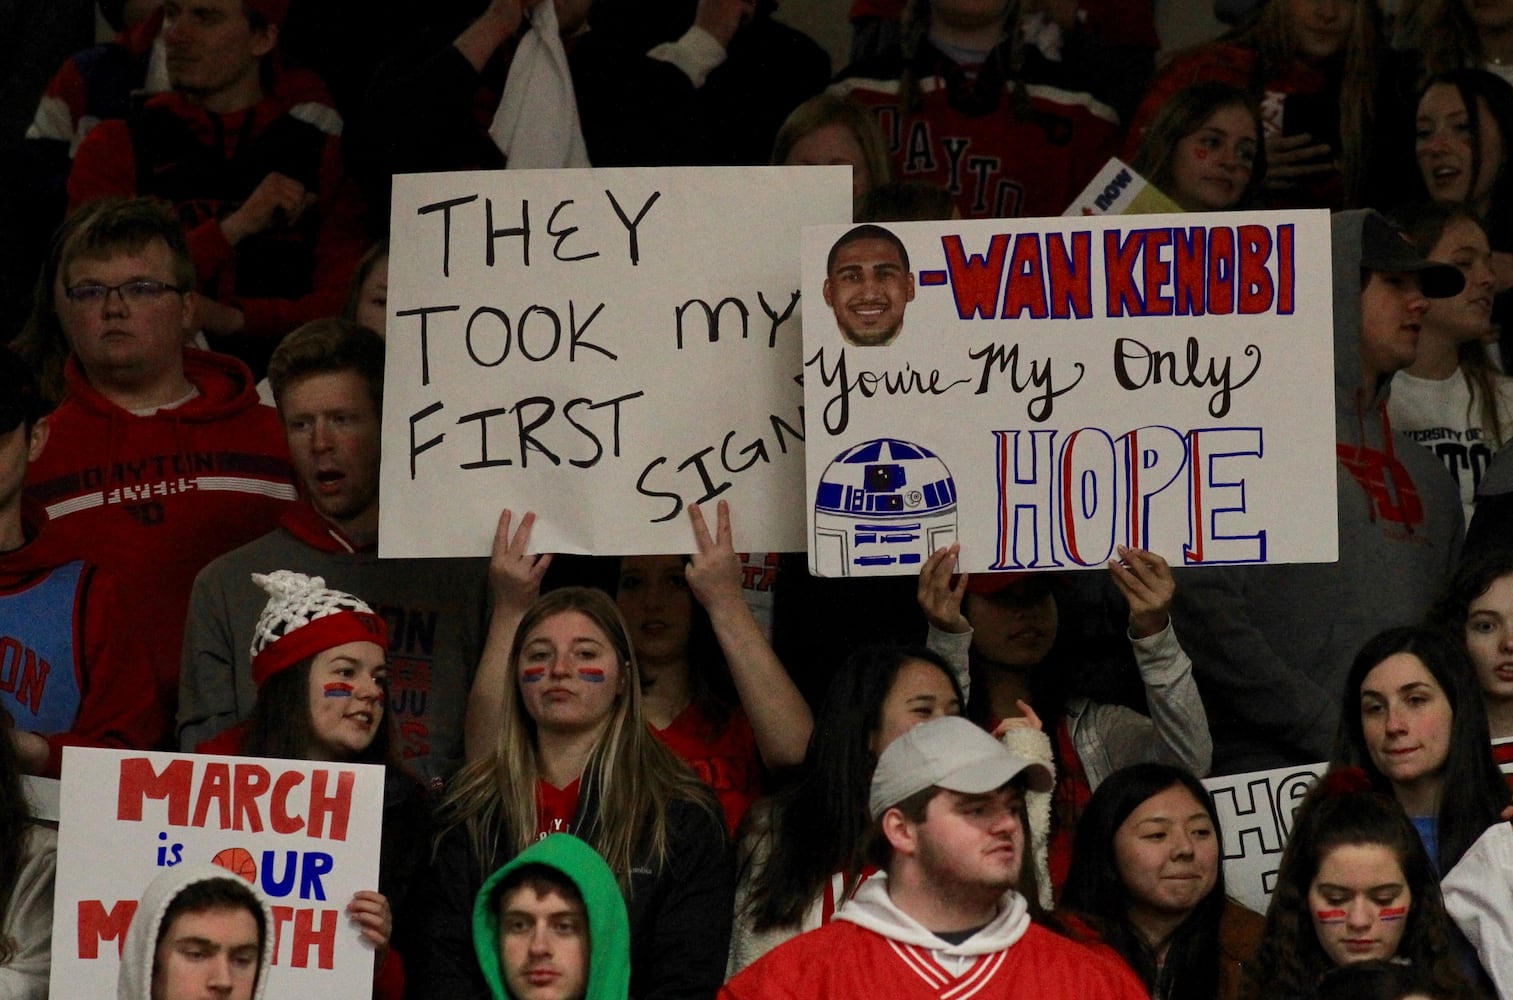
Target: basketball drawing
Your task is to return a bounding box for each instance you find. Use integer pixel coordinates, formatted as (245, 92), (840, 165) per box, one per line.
(212, 846), (258, 884)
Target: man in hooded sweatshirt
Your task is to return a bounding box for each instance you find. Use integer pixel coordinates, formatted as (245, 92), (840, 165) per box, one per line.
(472, 833), (630, 1000)
(719, 716), (1148, 999)
(1170, 209), (1466, 773)
(117, 862), (275, 1000)
(25, 196), (295, 751)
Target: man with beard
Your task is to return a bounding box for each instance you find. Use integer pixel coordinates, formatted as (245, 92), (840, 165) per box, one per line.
(719, 716), (1147, 999)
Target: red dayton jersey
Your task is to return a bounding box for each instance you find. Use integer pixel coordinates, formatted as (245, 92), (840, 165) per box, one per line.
(833, 48), (1119, 219)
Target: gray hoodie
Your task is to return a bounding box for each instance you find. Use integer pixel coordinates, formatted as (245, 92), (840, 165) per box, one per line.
(116, 863), (275, 1000)
(1169, 209), (1463, 773)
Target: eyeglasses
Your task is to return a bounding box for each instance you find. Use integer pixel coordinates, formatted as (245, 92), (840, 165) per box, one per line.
(63, 279), (186, 306)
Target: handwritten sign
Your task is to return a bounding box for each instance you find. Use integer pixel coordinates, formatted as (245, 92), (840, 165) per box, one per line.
(800, 212), (1338, 576)
(1203, 762), (1323, 915)
(52, 748), (384, 1000)
(379, 167), (852, 558)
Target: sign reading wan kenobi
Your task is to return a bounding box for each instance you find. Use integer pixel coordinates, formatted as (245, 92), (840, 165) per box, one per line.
(800, 211), (1338, 576)
(381, 166), (852, 559)
(52, 748), (384, 1000)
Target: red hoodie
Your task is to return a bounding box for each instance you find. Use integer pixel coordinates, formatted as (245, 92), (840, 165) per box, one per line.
(0, 499), (159, 776)
(25, 349), (295, 745)
(66, 76), (366, 341)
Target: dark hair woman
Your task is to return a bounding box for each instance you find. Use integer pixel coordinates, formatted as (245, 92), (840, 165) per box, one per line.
(1062, 763), (1260, 1000)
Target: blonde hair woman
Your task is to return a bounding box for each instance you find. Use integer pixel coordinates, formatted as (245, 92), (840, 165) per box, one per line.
(412, 586), (731, 1000)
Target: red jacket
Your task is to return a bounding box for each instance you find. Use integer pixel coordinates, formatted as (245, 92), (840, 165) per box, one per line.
(0, 499), (159, 775)
(24, 350), (295, 744)
(67, 82), (367, 341)
(720, 913), (1147, 999)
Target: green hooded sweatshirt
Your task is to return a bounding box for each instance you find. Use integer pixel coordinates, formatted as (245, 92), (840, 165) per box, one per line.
(472, 834), (632, 1000)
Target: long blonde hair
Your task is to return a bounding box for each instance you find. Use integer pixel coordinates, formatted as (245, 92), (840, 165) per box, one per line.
(433, 587), (718, 891)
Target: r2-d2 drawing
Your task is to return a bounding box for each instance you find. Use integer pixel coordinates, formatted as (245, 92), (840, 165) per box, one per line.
(812, 437), (958, 577)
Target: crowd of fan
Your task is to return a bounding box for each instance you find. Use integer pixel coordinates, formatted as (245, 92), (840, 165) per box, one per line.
(6, 0), (1513, 998)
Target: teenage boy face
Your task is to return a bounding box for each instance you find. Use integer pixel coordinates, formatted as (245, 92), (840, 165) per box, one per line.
(1358, 270), (1429, 382)
(151, 905), (261, 1000)
(499, 886), (590, 1000)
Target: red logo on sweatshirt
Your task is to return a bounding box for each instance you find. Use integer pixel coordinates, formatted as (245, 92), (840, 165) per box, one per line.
(1336, 444), (1424, 527)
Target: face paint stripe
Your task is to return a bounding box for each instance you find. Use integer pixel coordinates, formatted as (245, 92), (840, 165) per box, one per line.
(1315, 909), (1347, 923)
(578, 667), (606, 683)
(1379, 906), (1408, 921)
(522, 666), (547, 683)
(323, 682), (354, 698)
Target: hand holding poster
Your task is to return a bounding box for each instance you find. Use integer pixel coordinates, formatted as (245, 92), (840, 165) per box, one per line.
(380, 166), (852, 559)
(52, 748), (384, 1000)
(801, 211), (1338, 575)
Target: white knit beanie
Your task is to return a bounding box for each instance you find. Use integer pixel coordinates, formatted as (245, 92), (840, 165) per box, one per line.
(248, 570), (386, 687)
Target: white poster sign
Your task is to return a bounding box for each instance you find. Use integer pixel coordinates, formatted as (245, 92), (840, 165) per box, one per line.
(800, 211), (1338, 576)
(52, 748), (384, 1000)
(380, 166), (852, 558)
(1203, 762), (1324, 914)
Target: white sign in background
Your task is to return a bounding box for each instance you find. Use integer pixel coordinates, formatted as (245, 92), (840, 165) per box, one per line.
(52, 748), (384, 1000)
(800, 211), (1339, 576)
(380, 167), (852, 559)
(1203, 762), (1324, 915)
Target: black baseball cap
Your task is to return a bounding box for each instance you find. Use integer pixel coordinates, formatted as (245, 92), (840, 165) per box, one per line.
(0, 348), (44, 435)
(1359, 212), (1465, 299)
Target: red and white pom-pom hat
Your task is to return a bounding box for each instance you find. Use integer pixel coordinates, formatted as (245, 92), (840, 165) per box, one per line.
(248, 570), (388, 687)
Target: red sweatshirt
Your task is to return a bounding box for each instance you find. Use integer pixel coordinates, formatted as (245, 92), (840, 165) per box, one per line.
(25, 350), (295, 745)
(67, 80), (366, 341)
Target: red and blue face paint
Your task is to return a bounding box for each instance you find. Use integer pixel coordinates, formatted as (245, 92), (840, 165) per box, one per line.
(522, 666), (547, 684)
(323, 682), (354, 699)
(578, 667), (606, 683)
(1314, 909), (1348, 924)
(1378, 906), (1408, 922)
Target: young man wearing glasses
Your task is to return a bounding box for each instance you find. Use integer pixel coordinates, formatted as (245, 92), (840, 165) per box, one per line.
(25, 196), (295, 750)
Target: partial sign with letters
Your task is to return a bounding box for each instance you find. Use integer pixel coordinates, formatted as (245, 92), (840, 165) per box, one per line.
(51, 748), (384, 1000)
(380, 166), (852, 558)
(1203, 762), (1324, 914)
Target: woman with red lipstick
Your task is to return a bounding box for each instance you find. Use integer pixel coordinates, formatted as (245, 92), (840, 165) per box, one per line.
(199, 569), (405, 998)
(1333, 626), (1508, 876)
(420, 586), (730, 1000)
(1062, 763), (1259, 1000)
(1386, 204), (1513, 525)
(1130, 82), (1266, 212)
(1245, 775), (1476, 999)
